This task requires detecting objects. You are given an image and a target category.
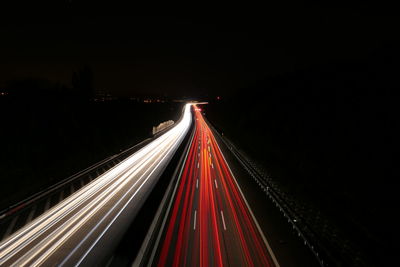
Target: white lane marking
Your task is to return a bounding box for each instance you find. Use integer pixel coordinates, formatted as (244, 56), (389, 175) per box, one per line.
(211, 163), (214, 169)
(197, 162), (200, 168)
(220, 211), (227, 230)
(213, 132), (281, 267)
(198, 153), (200, 157)
(214, 180), (218, 189)
(196, 179), (199, 189)
(194, 210), (197, 230)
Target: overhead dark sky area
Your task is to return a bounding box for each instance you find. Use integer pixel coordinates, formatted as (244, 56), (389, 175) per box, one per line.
(1, 3), (398, 97)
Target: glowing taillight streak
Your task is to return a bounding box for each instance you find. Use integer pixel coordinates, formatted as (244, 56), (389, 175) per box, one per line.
(206, 115), (262, 264)
(157, 126), (199, 266)
(208, 122), (275, 266)
(157, 106), (278, 267)
(210, 137), (254, 265)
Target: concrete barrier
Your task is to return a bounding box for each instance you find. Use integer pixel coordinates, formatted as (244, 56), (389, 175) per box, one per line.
(152, 120), (174, 135)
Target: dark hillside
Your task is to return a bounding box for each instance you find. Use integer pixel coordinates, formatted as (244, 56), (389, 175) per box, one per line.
(204, 44), (398, 265)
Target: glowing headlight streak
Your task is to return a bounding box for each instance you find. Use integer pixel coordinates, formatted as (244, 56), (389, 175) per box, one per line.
(0, 104), (193, 266)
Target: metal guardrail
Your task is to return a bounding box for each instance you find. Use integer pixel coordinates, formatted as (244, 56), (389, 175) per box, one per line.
(0, 137), (152, 222)
(0, 104), (189, 244)
(206, 120), (334, 267)
(0, 135), (174, 243)
(0, 104), (188, 223)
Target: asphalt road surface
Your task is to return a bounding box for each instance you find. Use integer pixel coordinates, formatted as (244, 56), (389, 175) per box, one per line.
(154, 106), (280, 267)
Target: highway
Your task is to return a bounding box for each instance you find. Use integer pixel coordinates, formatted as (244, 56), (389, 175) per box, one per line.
(153, 106), (280, 266)
(0, 104), (192, 266)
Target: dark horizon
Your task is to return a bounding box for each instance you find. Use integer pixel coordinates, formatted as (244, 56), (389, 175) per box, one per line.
(1, 4), (399, 97)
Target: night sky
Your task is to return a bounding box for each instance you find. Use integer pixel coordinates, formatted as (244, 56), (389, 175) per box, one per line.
(0, 3), (398, 97)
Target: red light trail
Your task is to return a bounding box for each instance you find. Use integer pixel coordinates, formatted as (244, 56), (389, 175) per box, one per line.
(156, 106), (279, 266)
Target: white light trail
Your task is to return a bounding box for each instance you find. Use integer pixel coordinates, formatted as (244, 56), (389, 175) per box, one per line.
(0, 104), (193, 266)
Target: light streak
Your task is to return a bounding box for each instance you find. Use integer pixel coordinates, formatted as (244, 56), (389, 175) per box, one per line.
(156, 105), (277, 267)
(0, 104), (193, 266)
